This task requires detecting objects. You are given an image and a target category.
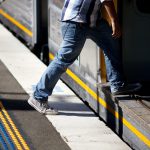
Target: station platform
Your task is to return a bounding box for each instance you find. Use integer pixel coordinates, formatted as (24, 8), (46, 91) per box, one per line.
(0, 24), (131, 150)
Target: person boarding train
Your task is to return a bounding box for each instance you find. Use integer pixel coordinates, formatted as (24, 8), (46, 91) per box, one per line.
(28, 0), (141, 115)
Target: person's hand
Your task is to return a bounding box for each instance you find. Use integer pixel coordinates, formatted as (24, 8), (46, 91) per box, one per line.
(111, 19), (121, 39)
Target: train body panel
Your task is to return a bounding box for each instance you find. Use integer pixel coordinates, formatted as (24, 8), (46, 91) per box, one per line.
(0, 0), (48, 51)
(0, 0), (34, 45)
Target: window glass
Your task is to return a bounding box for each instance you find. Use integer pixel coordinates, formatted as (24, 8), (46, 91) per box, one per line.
(136, 0), (150, 14)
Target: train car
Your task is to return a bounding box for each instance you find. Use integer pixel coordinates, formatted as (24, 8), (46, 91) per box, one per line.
(48, 0), (150, 150)
(0, 0), (49, 61)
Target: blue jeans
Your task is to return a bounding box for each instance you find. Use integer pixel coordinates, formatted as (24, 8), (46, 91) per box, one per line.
(34, 19), (124, 101)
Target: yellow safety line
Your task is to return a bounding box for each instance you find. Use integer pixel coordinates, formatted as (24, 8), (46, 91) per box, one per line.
(0, 9), (33, 37)
(49, 53), (150, 147)
(0, 102), (30, 150)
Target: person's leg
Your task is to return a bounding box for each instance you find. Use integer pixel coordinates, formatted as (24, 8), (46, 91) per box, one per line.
(34, 21), (87, 101)
(88, 19), (124, 90)
(88, 19), (141, 94)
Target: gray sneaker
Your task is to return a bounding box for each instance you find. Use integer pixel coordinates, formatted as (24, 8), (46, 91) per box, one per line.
(28, 96), (58, 115)
(112, 83), (142, 95)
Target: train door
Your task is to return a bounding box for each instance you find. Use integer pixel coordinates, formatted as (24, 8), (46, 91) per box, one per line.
(122, 0), (150, 82)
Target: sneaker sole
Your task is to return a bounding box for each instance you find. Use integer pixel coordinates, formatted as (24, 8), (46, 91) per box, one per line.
(112, 84), (142, 96)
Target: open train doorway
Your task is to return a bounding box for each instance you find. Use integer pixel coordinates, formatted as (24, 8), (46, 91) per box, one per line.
(122, 0), (150, 82)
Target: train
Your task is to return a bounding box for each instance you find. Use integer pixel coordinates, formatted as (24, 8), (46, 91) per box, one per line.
(0, 0), (49, 63)
(0, 0), (150, 150)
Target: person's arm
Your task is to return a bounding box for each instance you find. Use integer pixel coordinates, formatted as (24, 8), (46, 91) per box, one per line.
(102, 1), (121, 38)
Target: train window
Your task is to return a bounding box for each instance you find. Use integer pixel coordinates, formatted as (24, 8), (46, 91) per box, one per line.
(136, 0), (150, 14)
